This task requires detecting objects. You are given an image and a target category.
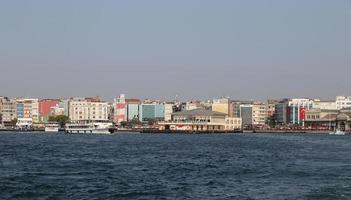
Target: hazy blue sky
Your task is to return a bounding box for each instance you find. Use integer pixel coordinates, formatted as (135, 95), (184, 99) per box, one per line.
(0, 0), (350, 101)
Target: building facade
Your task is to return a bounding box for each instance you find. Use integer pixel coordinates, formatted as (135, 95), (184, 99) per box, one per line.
(114, 94), (126, 124)
(159, 108), (242, 131)
(0, 97), (16, 126)
(336, 96), (351, 109)
(212, 98), (229, 115)
(69, 98), (108, 122)
(39, 99), (60, 122)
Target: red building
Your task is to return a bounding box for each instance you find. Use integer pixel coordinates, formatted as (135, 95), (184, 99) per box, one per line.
(39, 99), (59, 121)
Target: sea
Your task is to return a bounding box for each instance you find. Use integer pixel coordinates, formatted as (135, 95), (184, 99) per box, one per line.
(0, 132), (351, 200)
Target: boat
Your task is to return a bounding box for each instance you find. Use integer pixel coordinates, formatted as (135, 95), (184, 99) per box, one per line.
(65, 122), (114, 134)
(16, 118), (33, 131)
(329, 129), (346, 135)
(44, 123), (60, 132)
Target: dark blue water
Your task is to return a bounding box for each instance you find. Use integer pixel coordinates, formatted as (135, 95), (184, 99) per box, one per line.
(0, 132), (351, 200)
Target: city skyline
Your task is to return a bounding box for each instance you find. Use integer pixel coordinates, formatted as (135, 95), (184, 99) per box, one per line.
(1, 0), (351, 100)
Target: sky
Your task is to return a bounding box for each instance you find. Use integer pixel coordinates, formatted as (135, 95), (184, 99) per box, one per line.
(0, 0), (350, 101)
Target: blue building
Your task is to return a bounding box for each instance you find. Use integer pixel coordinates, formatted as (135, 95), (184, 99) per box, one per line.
(16, 102), (24, 119)
(127, 104), (140, 121)
(155, 104), (165, 119)
(140, 104), (165, 121)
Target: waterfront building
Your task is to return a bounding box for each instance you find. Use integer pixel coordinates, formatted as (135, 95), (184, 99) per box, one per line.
(114, 94), (126, 124)
(312, 100), (337, 110)
(126, 99), (141, 121)
(39, 99), (59, 122)
(239, 102), (266, 128)
(164, 103), (174, 122)
(16, 99), (24, 119)
(155, 104), (165, 119)
(305, 108), (351, 131)
(212, 98), (229, 115)
(15, 98), (39, 123)
(140, 102), (165, 121)
(24, 99), (39, 123)
(252, 103), (266, 126)
(266, 100), (279, 118)
(229, 100), (254, 118)
(158, 108), (242, 131)
(59, 99), (70, 116)
(335, 96), (351, 109)
(275, 99), (290, 125)
(240, 105), (253, 128)
(50, 105), (65, 116)
(288, 99), (313, 125)
(69, 97), (108, 123)
(0, 97), (16, 126)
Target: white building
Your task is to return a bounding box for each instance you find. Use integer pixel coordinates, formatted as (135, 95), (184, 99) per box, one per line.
(252, 103), (266, 125)
(312, 99), (337, 110)
(288, 98), (313, 125)
(336, 96), (351, 109)
(69, 98), (108, 122)
(113, 94), (127, 124)
(164, 103), (174, 122)
(0, 97), (16, 125)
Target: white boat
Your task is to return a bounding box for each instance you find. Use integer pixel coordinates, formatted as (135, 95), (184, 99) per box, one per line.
(16, 118), (33, 130)
(65, 122), (114, 134)
(329, 129), (346, 135)
(45, 123), (60, 132)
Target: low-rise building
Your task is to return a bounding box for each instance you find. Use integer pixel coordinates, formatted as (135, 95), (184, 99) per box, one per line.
(305, 108), (351, 131)
(159, 108), (242, 131)
(336, 96), (351, 109)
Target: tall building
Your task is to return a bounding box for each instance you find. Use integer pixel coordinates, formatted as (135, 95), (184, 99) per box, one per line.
(140, 102), (165, 121)
(229, 100), (254, 118)
(288, 99), (313, 125)
(69, 97), (108, 122)
(15, 98), (39, 123)
(164, 103), (174, 122)
(275, 99), (290, 125)
(266, 100), (279, 118)
(126, 99), (141, 121)
(114, 94), (126, 124)
(252, 102), (266, 125)
(240, 105), (253, 128)
(0, 97), (16, 126)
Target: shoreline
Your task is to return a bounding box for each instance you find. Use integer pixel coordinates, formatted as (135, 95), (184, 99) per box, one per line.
(0, 128), (345, 135)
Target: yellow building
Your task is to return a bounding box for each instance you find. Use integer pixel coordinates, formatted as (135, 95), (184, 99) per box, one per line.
(211, 98), (229, 115)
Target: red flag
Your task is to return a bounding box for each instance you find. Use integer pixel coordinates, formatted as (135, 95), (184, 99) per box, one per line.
(300, 107), (306, 120)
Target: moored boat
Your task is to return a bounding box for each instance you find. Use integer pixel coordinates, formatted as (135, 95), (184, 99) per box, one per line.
(44, 123), (60, 132)
(65, 122), (114, 134)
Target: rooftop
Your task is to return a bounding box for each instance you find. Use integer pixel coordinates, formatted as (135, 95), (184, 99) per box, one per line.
(172, 108), (227, 116)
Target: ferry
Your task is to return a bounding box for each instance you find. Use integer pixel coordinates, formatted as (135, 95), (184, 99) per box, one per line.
(44, 123), (60, 132)
(16, 118), (33, 131)
(65, 122), (114, 134)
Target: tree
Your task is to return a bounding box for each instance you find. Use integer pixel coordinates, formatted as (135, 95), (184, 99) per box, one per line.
(48, 115), (69, 127)
(120, 121), (128, 127)
(10, 118), (17, 127)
